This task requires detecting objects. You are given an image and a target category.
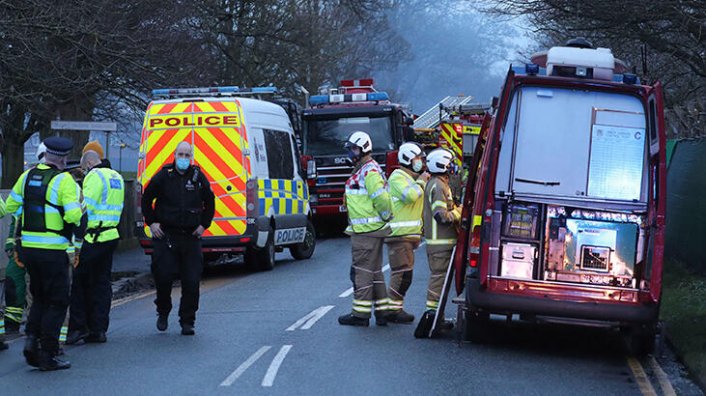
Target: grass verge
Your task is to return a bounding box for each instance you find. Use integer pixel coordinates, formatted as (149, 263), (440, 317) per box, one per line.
(661, 259), (706, 388)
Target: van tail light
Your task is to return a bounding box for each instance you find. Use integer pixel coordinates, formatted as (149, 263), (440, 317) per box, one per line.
(135, 183), (143, 216)
(468, 225), (481, 268)
(246, 179), (259, 217)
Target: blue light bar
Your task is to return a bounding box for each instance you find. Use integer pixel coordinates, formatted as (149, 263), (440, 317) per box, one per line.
(152, 86), (280, 98)
(367, 92), (389, 101)
(309, 95), (330, 106)
(251, 87), (278, 94)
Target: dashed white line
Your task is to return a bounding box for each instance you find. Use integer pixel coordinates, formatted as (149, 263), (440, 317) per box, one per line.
(262, 345), (293, 387)
(286, 305), (334, 331)
(338, 264), (391, 298)
(220, 346), (272, 387)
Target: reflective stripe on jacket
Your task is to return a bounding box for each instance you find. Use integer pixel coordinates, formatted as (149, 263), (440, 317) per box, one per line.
(344, 157), (392, 234)
(423, 176), (460, 246)
(84, 167), (125, 243)
(388, 168), (425, 237)
(5, 164), (83, 250)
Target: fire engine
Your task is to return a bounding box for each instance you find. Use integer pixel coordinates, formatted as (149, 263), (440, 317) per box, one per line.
(454, 39), (667, 355)
(300, 79), (413, 227)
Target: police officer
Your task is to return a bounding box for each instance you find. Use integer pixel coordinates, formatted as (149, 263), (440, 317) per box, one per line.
(338, 131), (393, 327)
(141, 142), (214, 336)
(415, 148), (461, 338)
(66, 149), (124, 344)
(385, 143), (429, 324)
(5, 136), (84, 370)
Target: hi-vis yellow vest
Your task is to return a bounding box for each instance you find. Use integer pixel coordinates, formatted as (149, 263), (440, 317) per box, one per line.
(5, 164), (83, 250)
(388, 168), (425, 237)
(344, 158), (392, 234)
(83, 167), (125, 243)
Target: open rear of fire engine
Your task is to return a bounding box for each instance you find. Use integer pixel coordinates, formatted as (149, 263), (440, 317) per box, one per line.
(457, 41), (667, 355)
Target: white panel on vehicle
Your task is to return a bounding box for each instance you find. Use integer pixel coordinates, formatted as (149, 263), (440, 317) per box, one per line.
(546, 47), (615, 81)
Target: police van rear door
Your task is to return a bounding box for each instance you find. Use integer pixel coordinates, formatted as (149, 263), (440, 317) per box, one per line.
(138, 98), (250, 239)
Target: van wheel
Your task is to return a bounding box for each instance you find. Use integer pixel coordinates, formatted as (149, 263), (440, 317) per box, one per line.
(290, 220), (316, 260)
(246, 233), (275, 271)
(463, 310), (490, 343)
(622, 324), (656, 356)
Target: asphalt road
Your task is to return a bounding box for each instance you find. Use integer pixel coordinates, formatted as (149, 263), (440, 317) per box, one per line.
(0, 236), (702, 395)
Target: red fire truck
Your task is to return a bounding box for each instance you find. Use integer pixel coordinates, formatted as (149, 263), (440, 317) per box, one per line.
(455, 39), (666, 355)
(300, 79), (413, 227)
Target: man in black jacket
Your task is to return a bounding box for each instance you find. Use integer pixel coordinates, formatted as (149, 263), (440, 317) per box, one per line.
(141, 142), (215, 335)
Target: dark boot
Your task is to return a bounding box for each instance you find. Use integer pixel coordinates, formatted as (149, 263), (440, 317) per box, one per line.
(156, 315), (168, 332)
(23, 335), (39, 367)
(65, 330), (88, 345)
(5, 319), (20, 334)
(338, 313), (369, 327)
(0, 341), (7, 351)
(414, 310), (435, 339)
(374, 311), (388, 326)
(38, 350), (71, 371)
(388, 310), (415, 324)
(85, 332), (107, 343)
(180, 323), (195, 336)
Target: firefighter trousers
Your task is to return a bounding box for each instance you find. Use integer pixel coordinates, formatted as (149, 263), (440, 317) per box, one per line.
(4, 255), (26, 327)
(22, 248), (70, 355)
(425, 246), (453, 311)
(350, 233), (389, 318)
(385, 239), (418, 312)
(151, 233), (203, 326)
(69, 239), (118, 334)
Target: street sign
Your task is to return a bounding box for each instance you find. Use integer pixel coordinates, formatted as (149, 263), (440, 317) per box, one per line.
(51, 120), (117, 132)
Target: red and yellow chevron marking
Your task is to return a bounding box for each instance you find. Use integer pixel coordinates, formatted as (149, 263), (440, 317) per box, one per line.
(138, 100), (249, 238)
(439, 122), (463, 166)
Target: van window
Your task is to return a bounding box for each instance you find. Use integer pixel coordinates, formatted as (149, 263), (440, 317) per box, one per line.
(263, 129), (294, 179)
(496, 87), (647, 202)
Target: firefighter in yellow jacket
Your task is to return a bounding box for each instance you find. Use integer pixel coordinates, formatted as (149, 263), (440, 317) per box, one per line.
(385, 142), (429, 323)
(338, 131), (393, 327)
(415, 148), (461, 338)
(5, 137), (84, 370)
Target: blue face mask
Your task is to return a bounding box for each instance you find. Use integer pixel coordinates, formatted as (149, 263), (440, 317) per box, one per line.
(176, 157), (191, 171)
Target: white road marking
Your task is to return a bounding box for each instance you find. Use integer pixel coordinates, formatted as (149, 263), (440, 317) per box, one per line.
(338, 264), (390, 298)
(262, 345), (293, 387)
(220, 346), (272, 387)
(286, 305), (334, 331)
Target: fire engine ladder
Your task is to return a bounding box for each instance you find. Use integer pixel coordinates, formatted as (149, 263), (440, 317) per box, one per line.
(413, 96), (475, 130)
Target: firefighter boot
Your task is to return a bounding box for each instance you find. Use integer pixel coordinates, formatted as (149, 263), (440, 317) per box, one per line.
(375, 312), (389, 326)
(414, 310), (435, 339)
(338, 313), (370, 327)
(23, 335), (39, 367)
(180, 323), (195, 336)
(65, 330), (88, 345)
(38, 350), (71, 371)
(388, 309), (415, 324)
(5, 319), (20, 334)
(85, 332), (107, 343)
(0, 341), (7, 351)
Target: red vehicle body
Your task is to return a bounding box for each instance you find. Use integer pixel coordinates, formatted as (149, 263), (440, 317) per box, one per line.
(300, 79), (412, 224)
(455, 44), (666, 354)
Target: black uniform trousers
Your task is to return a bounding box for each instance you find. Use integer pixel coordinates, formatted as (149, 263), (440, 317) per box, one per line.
(69, 239), (119, 334)
(23, 247), (70, 354)
(151, 233), (203, 325)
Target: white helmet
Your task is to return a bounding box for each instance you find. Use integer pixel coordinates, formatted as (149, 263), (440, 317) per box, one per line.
(397, 142), (424, 166)
(427, 148), (454, 174)
(344, 131), (372, 154)
(36, 142), (47, 164)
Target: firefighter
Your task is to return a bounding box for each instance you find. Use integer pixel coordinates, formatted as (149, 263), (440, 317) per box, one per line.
(338, 131), (393, 327)
(385, 142), (429, 323)
(414, 148), (461, 338)
(3, 143), (46, 335)
(5, 136), (84, 370)
(141, 141), (215, 336)
(66, 149), (124, 344)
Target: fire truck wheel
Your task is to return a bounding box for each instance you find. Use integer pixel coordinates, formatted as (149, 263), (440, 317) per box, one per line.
(622, 324), (656, 357)
(246, 233), (275, 271)
(290, 220), (316, 260)
(463, 309), (490, 343)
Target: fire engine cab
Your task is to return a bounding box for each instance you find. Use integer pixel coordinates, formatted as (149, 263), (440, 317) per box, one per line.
(300, 79), (413, 228)
(455, 39), (667, 355)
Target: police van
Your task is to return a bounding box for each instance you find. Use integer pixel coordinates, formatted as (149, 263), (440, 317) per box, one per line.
(137, 86), (315, 270)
